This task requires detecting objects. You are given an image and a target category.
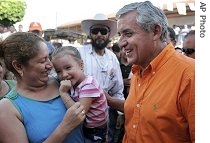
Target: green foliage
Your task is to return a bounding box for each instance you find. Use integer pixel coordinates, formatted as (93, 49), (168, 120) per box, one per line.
(0, 0), (27, 27)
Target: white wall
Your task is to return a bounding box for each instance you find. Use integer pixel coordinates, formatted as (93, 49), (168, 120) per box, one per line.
(168, 15), (195, 27)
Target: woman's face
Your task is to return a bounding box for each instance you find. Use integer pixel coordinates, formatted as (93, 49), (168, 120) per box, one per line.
(21, 41), (53, 86)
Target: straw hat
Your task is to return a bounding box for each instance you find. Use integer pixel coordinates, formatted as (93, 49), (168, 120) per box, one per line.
(81, 13), (117, 38)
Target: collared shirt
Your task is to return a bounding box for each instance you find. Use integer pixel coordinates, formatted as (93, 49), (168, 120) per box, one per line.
(78, 44), (124, 100)
(123, 44), (195, 143)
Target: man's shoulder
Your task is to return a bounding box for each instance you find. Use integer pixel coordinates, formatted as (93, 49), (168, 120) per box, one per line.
(78, 44), (92, 53)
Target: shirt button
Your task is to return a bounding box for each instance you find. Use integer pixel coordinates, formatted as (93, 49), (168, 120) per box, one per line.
(133, 124), (136, 128)
(136, 104), (140, 108)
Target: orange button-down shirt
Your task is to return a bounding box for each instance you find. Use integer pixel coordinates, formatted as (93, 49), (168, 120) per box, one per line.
(123, 44), (195, 143)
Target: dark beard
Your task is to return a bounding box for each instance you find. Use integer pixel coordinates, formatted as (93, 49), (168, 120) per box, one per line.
(91, 38), (110, 50)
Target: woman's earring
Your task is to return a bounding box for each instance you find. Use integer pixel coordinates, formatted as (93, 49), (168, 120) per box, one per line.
(20, 72), (23, 77)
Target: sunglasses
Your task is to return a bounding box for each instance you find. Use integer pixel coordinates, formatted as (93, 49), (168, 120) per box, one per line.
(182, 48), (195, 55)
(90, 28), (109, 35)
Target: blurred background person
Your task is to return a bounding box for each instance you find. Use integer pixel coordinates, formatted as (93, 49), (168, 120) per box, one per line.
(112, 43), (121, 60)
(9, 25), (17, 33)
(167, 26), (183, 54)
(0, 59), (16, 100)
(29, 22), (55, 56)
(112, 43), (132, 143)
(182, 30), (195, 59)
(167, 26), (177, 47)
(18, 24), (23, 32)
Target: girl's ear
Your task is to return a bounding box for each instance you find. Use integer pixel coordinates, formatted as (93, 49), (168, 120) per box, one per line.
(79, 60), (84, 71)
(12, 60), (23, 77)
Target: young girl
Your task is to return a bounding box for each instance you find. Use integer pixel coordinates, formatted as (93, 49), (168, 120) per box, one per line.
(51, 46), (108, 143)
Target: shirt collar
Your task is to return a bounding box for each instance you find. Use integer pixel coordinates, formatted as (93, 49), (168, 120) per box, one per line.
(132, 43), (175, 76)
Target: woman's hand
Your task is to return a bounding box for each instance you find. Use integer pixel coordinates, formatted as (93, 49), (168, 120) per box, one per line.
(43, 102), (85, 143)
(61, 102), (85, 132)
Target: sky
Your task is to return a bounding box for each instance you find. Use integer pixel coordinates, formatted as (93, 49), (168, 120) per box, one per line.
(14, 0), (166, 31)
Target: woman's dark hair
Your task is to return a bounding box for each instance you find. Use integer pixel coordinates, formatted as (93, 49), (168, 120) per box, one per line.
(0, 32), (45, 76)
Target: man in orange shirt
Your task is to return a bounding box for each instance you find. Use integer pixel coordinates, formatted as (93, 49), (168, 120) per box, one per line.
(116, 1), (195, 143)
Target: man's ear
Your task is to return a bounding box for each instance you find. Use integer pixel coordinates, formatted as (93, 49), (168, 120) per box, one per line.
(153, 24), (162, 41)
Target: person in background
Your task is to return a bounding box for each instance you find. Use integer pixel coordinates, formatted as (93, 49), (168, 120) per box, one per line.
(173, 24), (180, 40)
(167, 27), (184, 54)
(106, 41), (113, 51)
(116, 1), (195, 143)
(52, 42), (62, 49)
(51, 46), (108, 143)
(112, 43), (131, 99)
(79, 13), (125, 143)
(180, 24), (190, 44)
(174, 47), (183, 53)
(112, 43), (121, 60)
(0, 32), (85, 143)
(18, 24), (23, 32)
(0, 24), (4, 42)
(29, 22), (55, 56)
(9, 25), (17, 33)
(182, 30), (195, 59)
(0, 25), (11, 41)
(0, 59), (16, 100)
(112, 43), (132, 143)
(167, 26), (177, 47)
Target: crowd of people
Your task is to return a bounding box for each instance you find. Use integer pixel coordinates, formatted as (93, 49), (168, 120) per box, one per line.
(0, 1), (195, 143)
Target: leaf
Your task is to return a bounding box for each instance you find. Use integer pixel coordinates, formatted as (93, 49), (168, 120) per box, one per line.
(0, 0), (27, 26)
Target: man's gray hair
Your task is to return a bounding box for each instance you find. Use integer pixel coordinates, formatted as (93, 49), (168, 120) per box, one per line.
(116, 1), (168, 42)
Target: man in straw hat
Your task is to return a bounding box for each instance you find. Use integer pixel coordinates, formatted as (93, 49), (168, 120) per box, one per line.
(78, 13), (125, 143)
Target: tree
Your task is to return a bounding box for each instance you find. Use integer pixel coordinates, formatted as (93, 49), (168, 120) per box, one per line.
(0, 0), (26, 27)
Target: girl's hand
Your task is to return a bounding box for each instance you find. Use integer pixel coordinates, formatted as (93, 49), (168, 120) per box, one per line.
(59, 80), (72, 93)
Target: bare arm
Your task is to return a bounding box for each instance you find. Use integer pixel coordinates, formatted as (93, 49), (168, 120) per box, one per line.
(59, 80), (92, 114)
(0, 99), (29, 143)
